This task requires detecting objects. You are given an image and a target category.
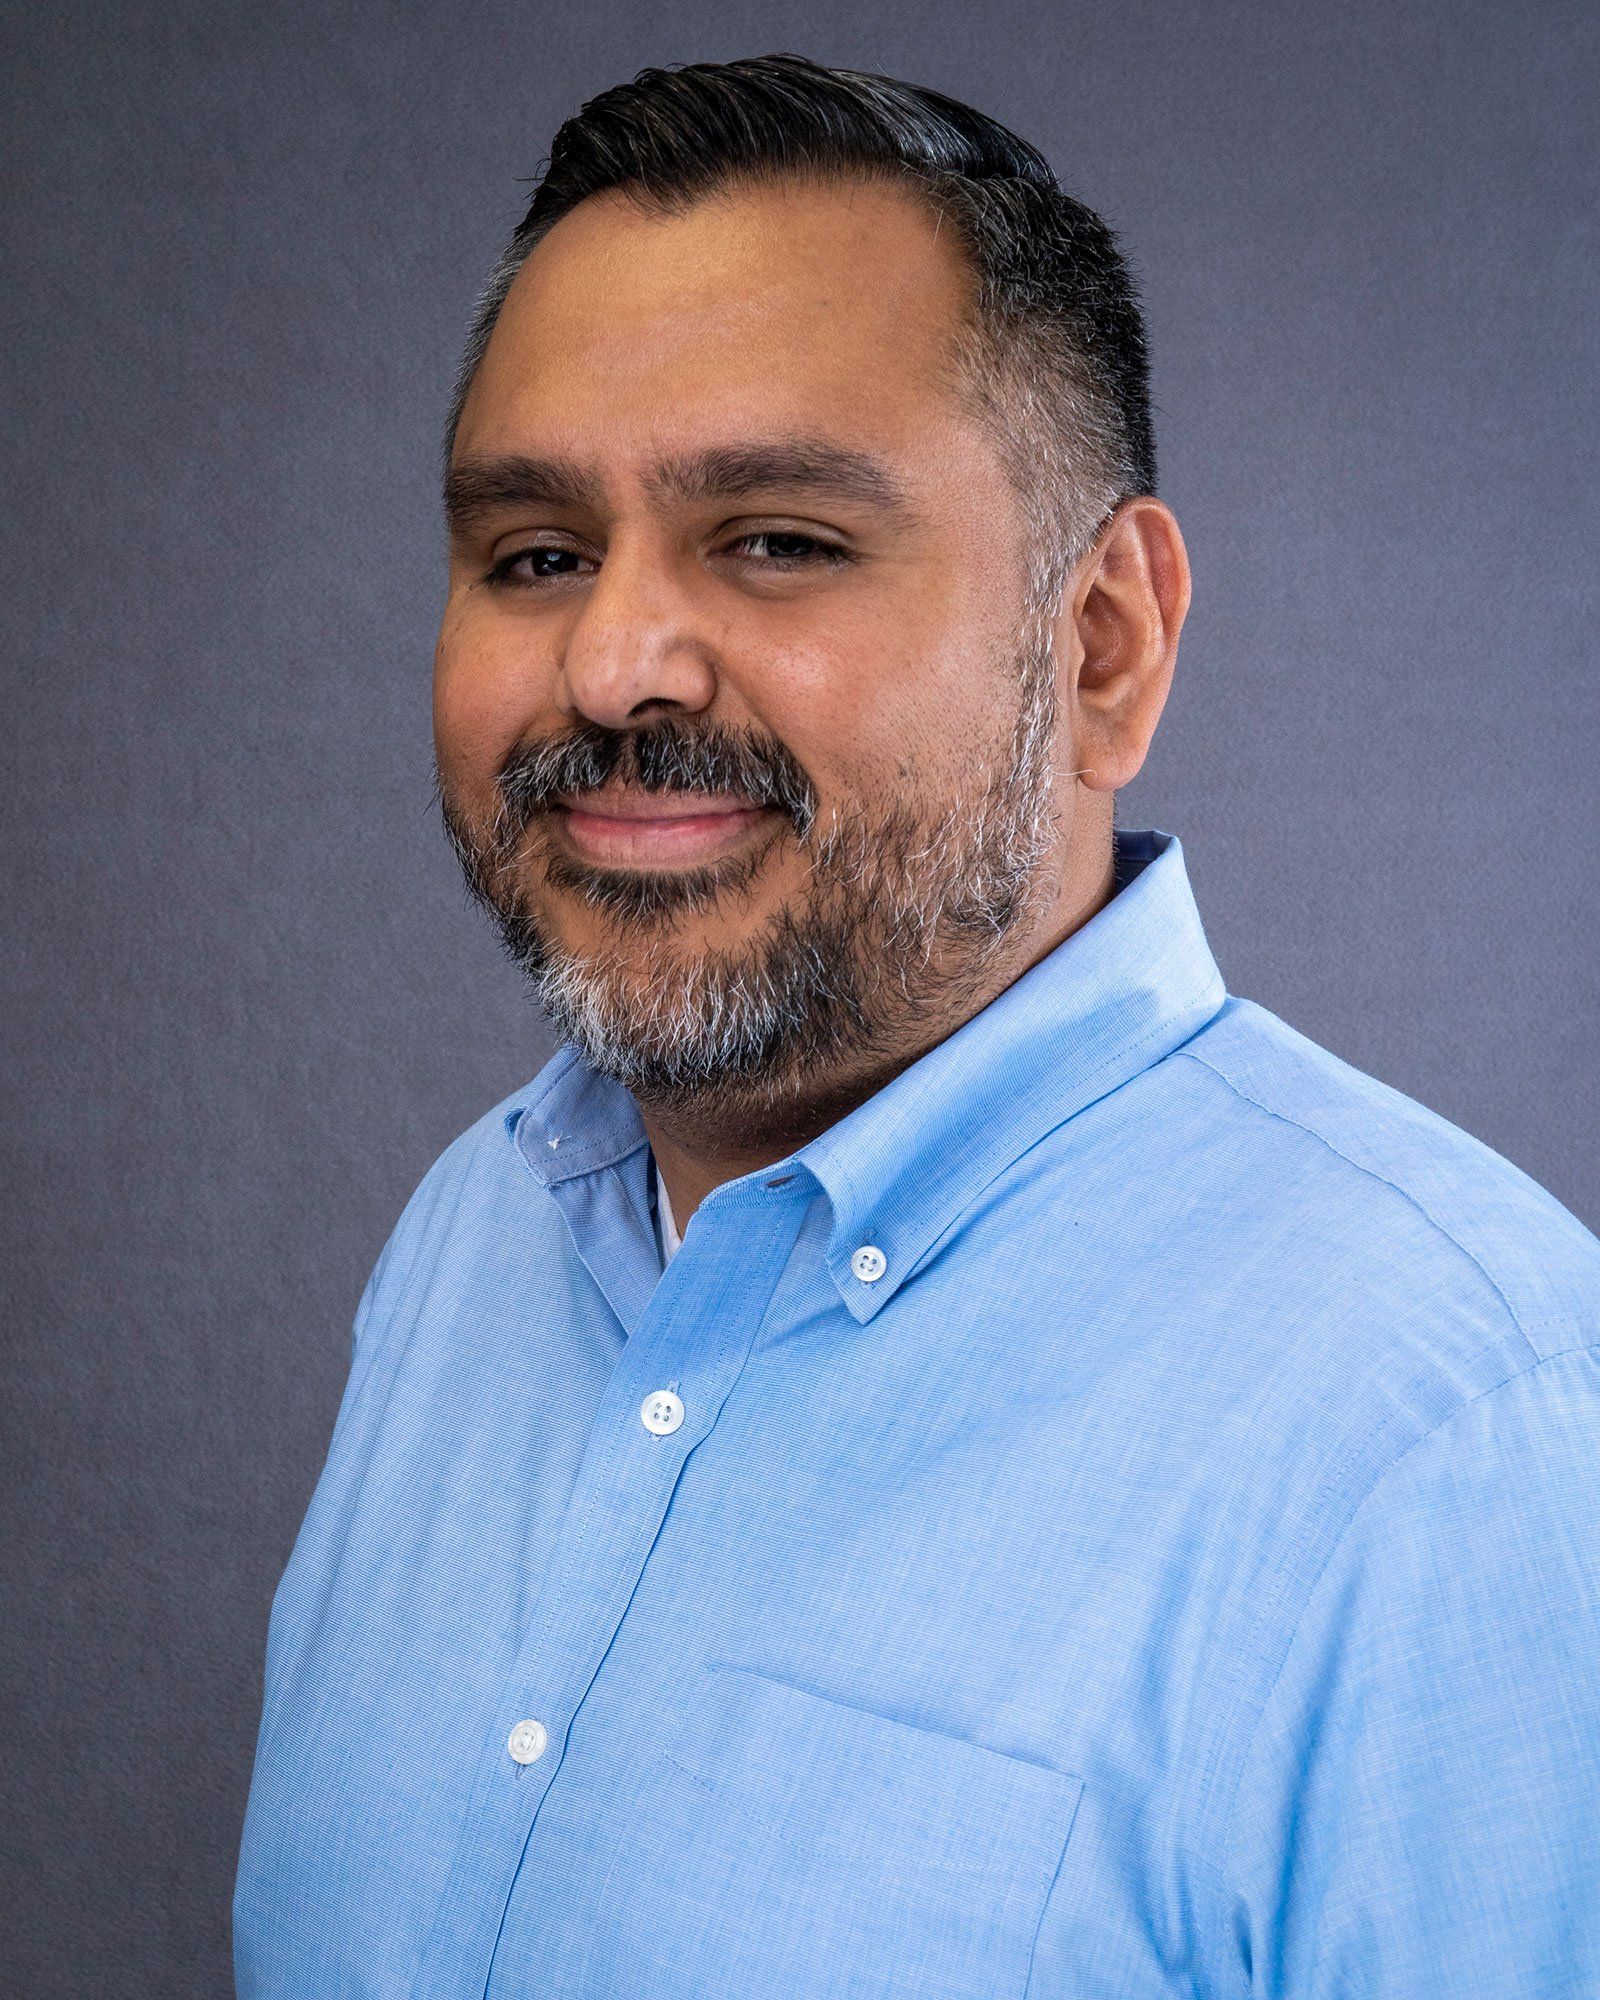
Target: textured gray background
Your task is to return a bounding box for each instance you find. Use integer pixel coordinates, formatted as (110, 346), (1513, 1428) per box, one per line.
(3, 2), (1596, 1994)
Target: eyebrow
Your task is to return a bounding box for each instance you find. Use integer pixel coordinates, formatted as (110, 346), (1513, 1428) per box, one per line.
(443, 437), (926, 541)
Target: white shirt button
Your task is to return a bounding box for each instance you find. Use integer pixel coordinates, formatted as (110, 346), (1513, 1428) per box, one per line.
(851, 1244), (888, 1283)
(640, 1389), (685, 1435)
(507, 1718), (548, 1764)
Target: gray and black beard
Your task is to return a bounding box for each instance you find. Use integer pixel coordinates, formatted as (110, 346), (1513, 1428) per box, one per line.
(436, 601), (1060, 1117)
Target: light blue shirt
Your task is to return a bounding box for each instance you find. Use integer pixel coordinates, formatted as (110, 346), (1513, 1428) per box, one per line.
(233, 827), (1600, 1999)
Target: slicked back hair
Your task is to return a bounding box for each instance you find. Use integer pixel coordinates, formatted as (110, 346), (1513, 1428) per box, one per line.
(444, 52), (1156, 608)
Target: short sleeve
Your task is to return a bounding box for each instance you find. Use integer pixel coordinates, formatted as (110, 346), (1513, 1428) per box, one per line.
(1222, 1344), (1600, 1998)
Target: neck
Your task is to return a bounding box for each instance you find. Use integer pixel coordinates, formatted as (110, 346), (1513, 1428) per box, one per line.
(642, 826), (1118, 1230)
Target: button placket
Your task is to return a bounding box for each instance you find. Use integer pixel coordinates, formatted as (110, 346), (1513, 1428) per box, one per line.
(640, 1388), (685, 1435)
(506, 1719), (548, 1765)
(409, 1180), (813, 2000)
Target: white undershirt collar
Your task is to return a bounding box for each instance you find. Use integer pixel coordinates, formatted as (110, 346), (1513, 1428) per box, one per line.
(653, 1155), (682, 1264)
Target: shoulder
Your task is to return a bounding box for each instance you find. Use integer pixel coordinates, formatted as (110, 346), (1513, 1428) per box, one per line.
(1165, 1005), (1600, 1896)
(1166, 994), (1600, 1362)
(403, 1070), (552, 1219)
(1113, 993), (1600, 1812)
(354, 1058), (572, 1320)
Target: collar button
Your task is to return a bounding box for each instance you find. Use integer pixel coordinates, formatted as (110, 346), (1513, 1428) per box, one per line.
(850, 1244), (888, 1284)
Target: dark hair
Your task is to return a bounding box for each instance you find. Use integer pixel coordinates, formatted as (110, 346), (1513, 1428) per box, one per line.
(444, 52), (1156, 600)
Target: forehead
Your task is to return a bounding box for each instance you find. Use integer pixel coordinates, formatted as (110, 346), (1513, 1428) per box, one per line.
(454, 175), (980, 464)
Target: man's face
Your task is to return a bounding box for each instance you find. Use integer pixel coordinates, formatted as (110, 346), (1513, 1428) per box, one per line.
(434, 174), (1077, 1124)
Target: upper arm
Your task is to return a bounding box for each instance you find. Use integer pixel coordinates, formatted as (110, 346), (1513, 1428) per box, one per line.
(1221, 1344), (1600, 1998)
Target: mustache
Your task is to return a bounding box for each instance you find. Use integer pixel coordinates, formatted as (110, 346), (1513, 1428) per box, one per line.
(495, 718), (819, 842)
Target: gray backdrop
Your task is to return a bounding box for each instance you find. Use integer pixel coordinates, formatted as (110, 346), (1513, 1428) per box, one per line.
(4, 2), (1596, 1994)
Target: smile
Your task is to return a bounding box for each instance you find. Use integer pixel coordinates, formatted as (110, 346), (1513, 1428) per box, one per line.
(550, 788), (782, 869)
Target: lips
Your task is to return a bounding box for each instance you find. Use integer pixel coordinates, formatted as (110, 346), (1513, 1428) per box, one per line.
(551, 786), (777, 868)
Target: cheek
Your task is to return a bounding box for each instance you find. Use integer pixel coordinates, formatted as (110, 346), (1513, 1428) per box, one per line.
(432, 607), (550, 796)
(760, 625), (1002, 802)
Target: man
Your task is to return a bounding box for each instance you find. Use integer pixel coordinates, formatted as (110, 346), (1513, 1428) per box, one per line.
(233, 52), (1600, 2000)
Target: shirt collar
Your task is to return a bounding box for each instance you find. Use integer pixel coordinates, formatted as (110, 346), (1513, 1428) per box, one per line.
(507, 827), (1226, 1324)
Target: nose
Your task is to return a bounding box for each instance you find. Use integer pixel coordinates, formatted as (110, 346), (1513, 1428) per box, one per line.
(554, 532), (718, 730)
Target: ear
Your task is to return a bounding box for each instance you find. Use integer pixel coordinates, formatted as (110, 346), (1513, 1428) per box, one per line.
(1059, 497), (1190, 792)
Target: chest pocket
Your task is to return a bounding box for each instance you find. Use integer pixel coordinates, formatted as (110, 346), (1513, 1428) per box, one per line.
(619, 1661), (1084, 2000)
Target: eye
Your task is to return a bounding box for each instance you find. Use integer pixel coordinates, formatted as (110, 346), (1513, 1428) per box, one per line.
(722, 529), (853, 569)
(483, 544), (592, 587)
